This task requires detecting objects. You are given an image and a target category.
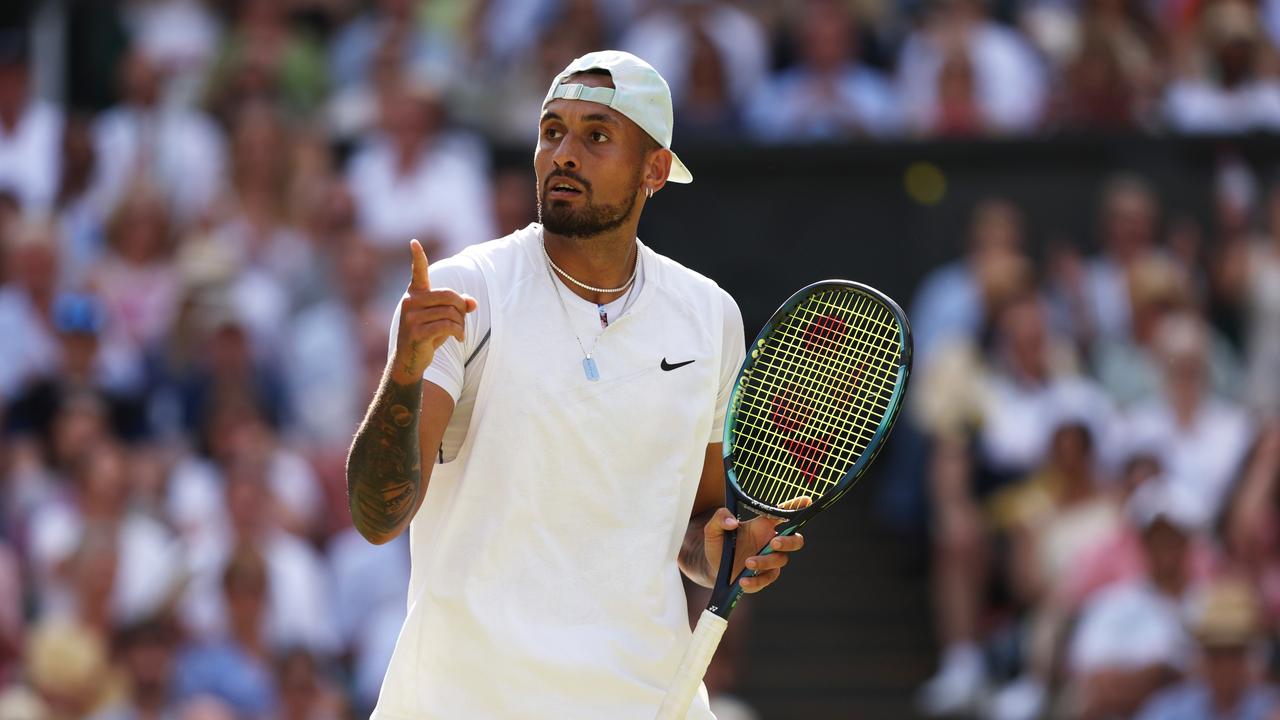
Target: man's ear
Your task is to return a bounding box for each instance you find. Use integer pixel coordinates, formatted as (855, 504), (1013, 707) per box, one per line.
(644, 147), (673, 196)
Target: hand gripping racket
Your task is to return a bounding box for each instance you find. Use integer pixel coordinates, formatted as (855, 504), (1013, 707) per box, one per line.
(655, 280), (912, 719)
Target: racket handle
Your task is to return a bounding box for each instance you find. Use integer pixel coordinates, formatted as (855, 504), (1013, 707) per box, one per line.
(655, 609), (729, 720)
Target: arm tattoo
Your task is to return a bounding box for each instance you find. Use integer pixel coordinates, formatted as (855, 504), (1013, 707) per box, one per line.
(346, 371), (424, 544)
(679, 508), (719, 588)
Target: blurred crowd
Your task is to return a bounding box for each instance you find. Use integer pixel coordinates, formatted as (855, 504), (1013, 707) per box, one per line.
(2, 0), (1280, 719)
(909, 170), (1280, 719)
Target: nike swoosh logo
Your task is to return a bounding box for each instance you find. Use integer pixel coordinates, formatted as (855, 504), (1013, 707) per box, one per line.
(661, 358), (695, 371)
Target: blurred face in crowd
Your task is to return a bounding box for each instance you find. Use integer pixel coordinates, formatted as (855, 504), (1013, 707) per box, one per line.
(119, 623), (175, 707)
(232, 102), (286, 189)
(222, 550), (268, 639)
(8, 234), (58, 301)
(381, 84), (443, 159)
(997, 295), (1049, 381)
(79, 442), (129, 517)
(1142, 518), (1189, 591)
(536, 72), (658, 238)
(1049, 423), (1094, 487)
(121, 52), (161, 109)
(1120, 455), (1161, 498)
(1201, 643), (1254, 707)
(278, 650), (319, 720)
(686, 29), (729, 108)
(1102, 182), (1156, 260)
(799, 0), (854, 73)
(51, 396), (107, 472)
(60, 116), (97, 197)
(111, 191), (171, 265)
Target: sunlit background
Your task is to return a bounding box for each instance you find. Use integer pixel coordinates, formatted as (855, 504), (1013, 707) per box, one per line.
(1, 1), (1279, 719)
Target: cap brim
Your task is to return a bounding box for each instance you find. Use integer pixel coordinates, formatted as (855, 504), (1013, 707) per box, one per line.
(668, 151), (692, 184)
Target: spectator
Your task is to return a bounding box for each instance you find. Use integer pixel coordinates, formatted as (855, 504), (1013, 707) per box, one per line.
(91, 184), (181, 353)
(1222, 422), (1280, 625)
(677, 27), (740, 139)
(287, 235), (383, 451)
(1120, 312), (1253, 527)
(122, 0), (223, 109)
(328, 0), (455, 92)
(93, 50), (226, 225)
(173, 545), (277, 717)
(0, 28), (62, 213)
(915, 289), (1105, 716)
(54, 115), (107, 290)
(1165, 0), (1280, 133)
(205, 0), (328, 122)
(1135, 577), (1279, 719)
(209, 100), (316, 312)
(5, 292), (148, 444)
(746, 0), (897, 141)
(898, 0), (1048, 135)
(25, 441), (183, 628)
(326, 527), (408, 712)
(621, 0), (767, 116)
(0, 219), (64, 399)
(346, 75), (495, 268)
(1054, 173), (1162, 344)
(1092, 255), (1241, 407)
(179, 454), (338, 656)
(102, 617), (182, 720)
(1066, 478), (1203, 719)
(24, 616), (122, 720)
(276, 648), (343, 720)
(911, 198), (1027, 363)
(1216, 179), (1280, 419)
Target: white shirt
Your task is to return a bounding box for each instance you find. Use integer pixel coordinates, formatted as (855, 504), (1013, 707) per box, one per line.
(1069, 580), (1193, 674)
(373, 224), (744, 719)
(92, 103), (226, 222)
(0, 100), (62, 212)
(347, 134), (496, 260)
(1165, 79), (1280, 134)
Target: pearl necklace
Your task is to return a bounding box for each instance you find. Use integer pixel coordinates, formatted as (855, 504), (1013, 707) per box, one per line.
(542, 240), (638, 295)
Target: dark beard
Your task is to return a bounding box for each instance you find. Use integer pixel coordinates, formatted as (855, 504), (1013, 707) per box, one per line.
(538, 173), (641, 238)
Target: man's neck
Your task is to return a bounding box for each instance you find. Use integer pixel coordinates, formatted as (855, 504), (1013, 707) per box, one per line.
(543, 224), (640, 304)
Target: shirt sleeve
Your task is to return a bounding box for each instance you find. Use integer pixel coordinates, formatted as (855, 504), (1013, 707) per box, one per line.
(386, 255), (490, 402)
(710, 289), (746, 443)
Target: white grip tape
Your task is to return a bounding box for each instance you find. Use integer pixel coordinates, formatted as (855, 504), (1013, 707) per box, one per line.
(655, 610), (729, 720)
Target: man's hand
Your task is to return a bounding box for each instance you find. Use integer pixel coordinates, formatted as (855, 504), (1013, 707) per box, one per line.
(390, 239), (478, 385)
(701, 498), (809, 593)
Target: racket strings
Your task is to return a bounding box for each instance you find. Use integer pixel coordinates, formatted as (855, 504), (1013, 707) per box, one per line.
(731, 288), (903, 509)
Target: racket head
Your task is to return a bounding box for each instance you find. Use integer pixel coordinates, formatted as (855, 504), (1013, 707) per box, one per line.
(722, 280), (912, 520)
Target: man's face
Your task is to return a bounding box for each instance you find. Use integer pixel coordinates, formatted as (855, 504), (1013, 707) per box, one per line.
(535, 73), (650, 238)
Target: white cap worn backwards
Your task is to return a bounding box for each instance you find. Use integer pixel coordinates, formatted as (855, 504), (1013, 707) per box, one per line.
(543, 50), (693, 184)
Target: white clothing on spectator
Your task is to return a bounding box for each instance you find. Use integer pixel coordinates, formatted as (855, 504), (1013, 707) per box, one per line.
(93, 104), (226, 223)
(1069, 580), (1194, 675)
(0, 100), (62, 213)
(1119, 398), (1253, 526)
(347, 134), (495, 260)
(1165, 79), (1280, 133)
(746, 64), (899, 141)
(898, 22), (1047, 133)
(621, 3), (767, 108)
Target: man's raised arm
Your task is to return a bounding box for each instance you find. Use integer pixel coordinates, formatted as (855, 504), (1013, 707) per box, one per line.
(346, 239), (476, 544)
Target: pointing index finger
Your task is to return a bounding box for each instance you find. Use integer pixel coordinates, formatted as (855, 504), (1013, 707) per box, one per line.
(409, 238), (431, 291)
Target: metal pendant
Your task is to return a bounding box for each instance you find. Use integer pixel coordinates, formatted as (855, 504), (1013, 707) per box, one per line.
(583, 356), (600, 381)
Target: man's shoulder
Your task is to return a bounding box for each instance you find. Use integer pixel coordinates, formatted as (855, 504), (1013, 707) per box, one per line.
(445, 224), (539, 272)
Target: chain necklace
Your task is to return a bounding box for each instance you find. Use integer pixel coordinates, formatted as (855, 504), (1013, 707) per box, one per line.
(542, 239), (640, 381)
(542, 240), (638, 295)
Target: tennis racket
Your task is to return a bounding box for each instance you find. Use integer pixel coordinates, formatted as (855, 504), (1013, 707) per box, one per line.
(655, 280), (912, 719)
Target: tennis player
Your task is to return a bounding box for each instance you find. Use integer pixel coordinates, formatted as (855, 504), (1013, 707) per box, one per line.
(346, 50), (806, 719)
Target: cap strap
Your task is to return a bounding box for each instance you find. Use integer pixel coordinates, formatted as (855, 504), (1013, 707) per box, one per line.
(551, 83), (617, 106)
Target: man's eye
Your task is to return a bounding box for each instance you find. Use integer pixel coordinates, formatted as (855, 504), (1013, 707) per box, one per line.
(591, 131), (609, 143)
(545, 128), (562, 139)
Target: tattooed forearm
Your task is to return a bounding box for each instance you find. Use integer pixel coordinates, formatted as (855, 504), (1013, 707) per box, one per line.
(347, 371), (424, 544)
(679, 508), (718, 588)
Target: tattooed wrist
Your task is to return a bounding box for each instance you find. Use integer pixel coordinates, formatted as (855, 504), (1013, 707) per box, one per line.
(346, 370), (424, 543)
